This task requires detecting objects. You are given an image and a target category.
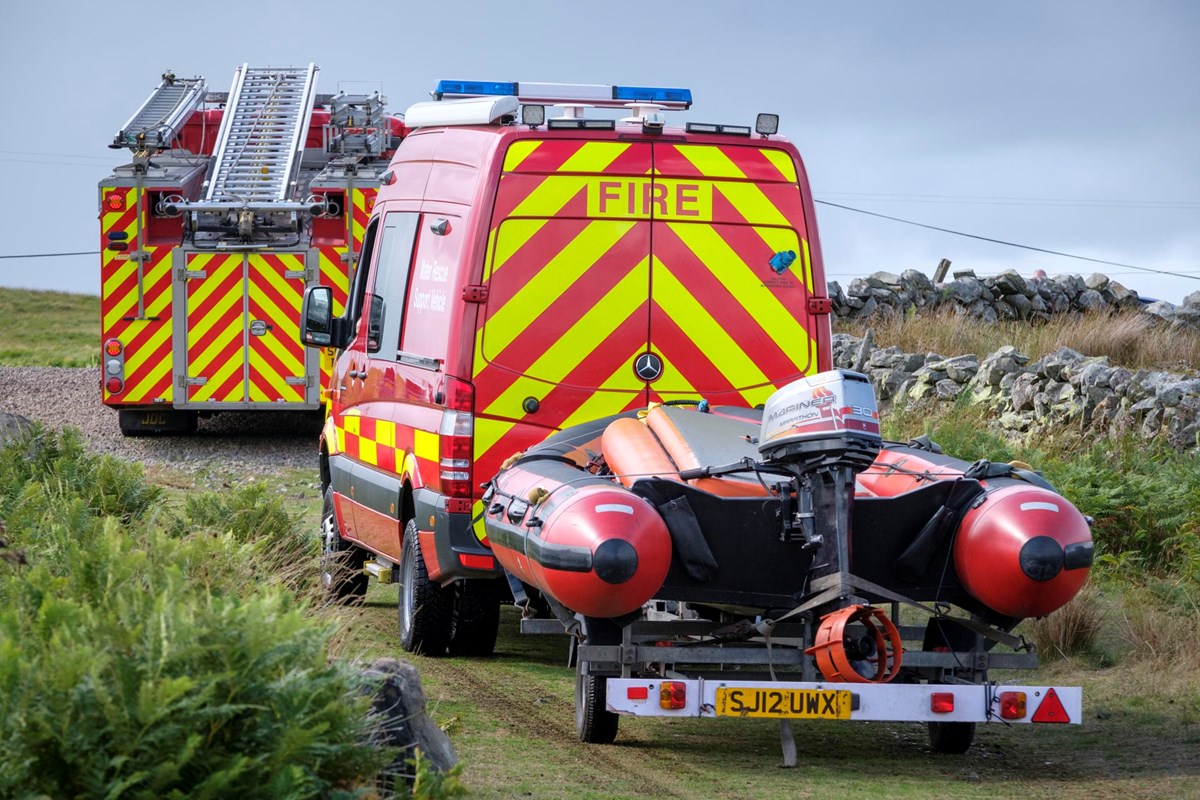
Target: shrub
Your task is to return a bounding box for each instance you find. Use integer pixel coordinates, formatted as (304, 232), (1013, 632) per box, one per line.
(1029, 588), (1106, 660)
(0, 428), (391, 797)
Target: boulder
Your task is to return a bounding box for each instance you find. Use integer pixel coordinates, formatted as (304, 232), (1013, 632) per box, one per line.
(362, 658), (457, 790)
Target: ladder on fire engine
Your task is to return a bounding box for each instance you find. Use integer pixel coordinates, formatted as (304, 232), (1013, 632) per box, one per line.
(112, 73), (208, 151)
(205, 64), (320, 203)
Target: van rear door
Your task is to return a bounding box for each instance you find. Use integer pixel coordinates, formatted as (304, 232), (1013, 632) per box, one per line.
(473, 140), (654, 475)
(647, 141), (819, 408)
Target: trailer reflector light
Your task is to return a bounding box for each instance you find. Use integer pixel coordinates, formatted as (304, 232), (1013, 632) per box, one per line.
(1031, 688), (1070, 723)
(999, 691), (1027, 720)
(104, 339), (123, 356)
(930, 692), (955, 713)
(626, 686), (649, 701)
(660, 681), (686, 710)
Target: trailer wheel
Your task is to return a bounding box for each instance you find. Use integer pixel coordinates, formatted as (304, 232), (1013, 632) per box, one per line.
(575, 618), (620, 744)
(398, 519), (451, 656)
(928, 721), (975, 754)
(448, 578), (502, 657)
(319, 486), (368, 604)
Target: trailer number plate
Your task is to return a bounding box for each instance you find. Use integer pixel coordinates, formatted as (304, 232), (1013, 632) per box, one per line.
(715, 688), (851, 719)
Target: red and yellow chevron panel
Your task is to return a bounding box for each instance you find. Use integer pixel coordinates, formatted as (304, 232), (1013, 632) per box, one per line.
(335, 413), (439, 486)
(351, 187), (375, 254)
(100, 186), (174, 405)
(471, 138), (818, 479)
(247, 253), (306, 403)
(184, 252), (246, 403)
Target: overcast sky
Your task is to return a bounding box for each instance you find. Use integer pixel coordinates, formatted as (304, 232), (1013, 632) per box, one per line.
(2, 1), (1197, 301)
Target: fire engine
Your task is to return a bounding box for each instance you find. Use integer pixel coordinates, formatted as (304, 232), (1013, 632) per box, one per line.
(99, 66), (405, 435)
(299, 79), (1089, 758)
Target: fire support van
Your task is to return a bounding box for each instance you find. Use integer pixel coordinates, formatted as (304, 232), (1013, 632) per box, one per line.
(300, 80), (834, 657)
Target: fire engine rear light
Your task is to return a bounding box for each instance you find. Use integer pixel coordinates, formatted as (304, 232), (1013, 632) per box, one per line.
(105, 377), (123, 394)
(104, 339), (123, 356)
(999, 691), (1027, 720)
(626, 686), (649, 701)
(104, 192), (125, 212)
(930, 692), (955, 713)
(660, 681), (686, 710)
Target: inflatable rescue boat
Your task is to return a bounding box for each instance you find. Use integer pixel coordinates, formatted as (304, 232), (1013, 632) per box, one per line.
(482, 370), (1093, 627)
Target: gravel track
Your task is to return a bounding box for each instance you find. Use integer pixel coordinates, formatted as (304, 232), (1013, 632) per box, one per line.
(0, 367), (322, 473)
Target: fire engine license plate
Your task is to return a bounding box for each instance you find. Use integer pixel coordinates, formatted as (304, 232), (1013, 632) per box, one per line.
(715, 688), (851, 719)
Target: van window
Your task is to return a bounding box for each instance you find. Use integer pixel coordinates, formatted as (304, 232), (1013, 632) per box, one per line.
(367, 212), (420, 357)
(346, 218), (378, 325)
(402, 214), (460, 359)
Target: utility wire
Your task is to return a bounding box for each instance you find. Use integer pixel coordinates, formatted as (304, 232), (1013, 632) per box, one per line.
(0, 251), (98, 259)
(815, 199), (1200, 282)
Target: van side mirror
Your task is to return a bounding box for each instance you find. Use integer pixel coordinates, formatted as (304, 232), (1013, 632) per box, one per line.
(300, 286), (349, 350)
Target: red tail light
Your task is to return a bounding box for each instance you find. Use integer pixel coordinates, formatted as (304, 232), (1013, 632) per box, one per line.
(439, 377), (475, 499)
(105, 377), (123, 394)
(930, 692), (955, 713)
(104, 338), (123, 356)
(104, 191), (125, 212)
(999, 691), (1027, 720)
(659, 681), (686, 710)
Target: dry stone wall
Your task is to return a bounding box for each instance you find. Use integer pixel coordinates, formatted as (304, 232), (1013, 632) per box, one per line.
(827, 270), (1200, 451)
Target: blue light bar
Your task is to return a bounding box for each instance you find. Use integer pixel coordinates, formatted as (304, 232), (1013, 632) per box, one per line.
(436, 80), (518, 99)
(613, 85), (693, 109)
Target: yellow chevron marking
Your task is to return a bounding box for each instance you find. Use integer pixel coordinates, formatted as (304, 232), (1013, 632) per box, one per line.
(490, 219), (549, 277)
(482, 262), (648, 419)
(557, 352), (646, 429)
(503, 139), (542, 172)
(674, 145), (746, 179)
(472, 499), (487, 542)
(802, 238), (813, 293)
(125, 334), (174, 401)
(666, 222), (812, 370)
(189, 313), (242, 377)
(102, 258), (137, 298)
(472, 417), (517, 471)
(557, 141), (631, 174)
(715, 182), (790, 228)
(483, 219), (637, 358)
(247, 352), (295, 400)
(760, 148), (798, 182)
(651, 255), (769, 389)
(191, 353), (243, 402)
(651, 350), (701, 396)
(414, 429), (438, 461)
(509, 174), (589, 219)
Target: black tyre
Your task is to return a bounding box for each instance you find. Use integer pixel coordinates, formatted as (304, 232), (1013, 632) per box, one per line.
(117, 409), (197, 437)
(319, 486), (369, 603)
(575, 618), (620, 744)
(398, 519), (452, 656)
(928, 721), (975, 754)
(448, 578), (502, 657)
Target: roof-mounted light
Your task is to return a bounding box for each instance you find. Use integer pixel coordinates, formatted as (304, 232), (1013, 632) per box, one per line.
(433, 79), (693, 109)
(547, 118), (616, 131)
(613, 85), (692, 108)
(685, 122), (752, 137)
(435, 80), (517, 99)
(521, 104), (545, 127)
(755, 113), (780, 136)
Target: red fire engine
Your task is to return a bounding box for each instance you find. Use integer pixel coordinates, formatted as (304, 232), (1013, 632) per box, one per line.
(99, 66), (405, 435)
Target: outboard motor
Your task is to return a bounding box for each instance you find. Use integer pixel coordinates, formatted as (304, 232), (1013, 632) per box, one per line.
(757, 370), (881, 589)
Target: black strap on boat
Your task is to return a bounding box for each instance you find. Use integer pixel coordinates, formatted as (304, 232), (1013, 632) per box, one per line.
(895, 478), (985, 582)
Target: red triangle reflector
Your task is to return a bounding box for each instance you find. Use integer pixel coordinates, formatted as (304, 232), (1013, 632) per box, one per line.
(1032, 688), (1070, 724)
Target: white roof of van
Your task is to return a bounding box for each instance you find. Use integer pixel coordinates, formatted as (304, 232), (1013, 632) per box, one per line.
(404, 96), (519, 128)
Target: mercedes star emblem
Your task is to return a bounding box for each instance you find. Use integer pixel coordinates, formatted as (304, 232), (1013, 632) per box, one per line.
(634, 352), (664, 382)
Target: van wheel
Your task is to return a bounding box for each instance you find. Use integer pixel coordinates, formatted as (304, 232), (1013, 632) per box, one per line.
(928, 721), (975, 754)
(319, 486), (368, 604)
(398, 519), (451, 656)
(448, 579), (502, 657)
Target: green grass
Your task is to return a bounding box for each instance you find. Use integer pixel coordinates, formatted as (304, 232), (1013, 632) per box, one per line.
(0, 287), (99, 367)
